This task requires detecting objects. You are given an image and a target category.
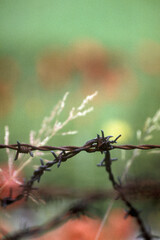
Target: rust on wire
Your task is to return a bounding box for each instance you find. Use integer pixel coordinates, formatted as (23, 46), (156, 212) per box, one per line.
(1, 142), (160, 154)
(100, 146), (153, 240)
(1, 130), (160, 240)
(14, 141), (34, 161)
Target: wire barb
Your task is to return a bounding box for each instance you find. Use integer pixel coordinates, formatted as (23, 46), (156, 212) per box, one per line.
(1, 131), (160, 239)
(100, 138), (154, 240)
(14, 141), (33, 161)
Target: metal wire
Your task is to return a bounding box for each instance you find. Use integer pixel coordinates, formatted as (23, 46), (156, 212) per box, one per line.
(1, 131), (160, 239)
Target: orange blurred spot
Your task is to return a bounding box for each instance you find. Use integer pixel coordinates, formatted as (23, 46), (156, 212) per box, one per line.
(72, 40), (107, 80)
(0, 221), (10, 238)
(72, 40), (138, 103)
(104, 209), (136, 240)
(37, 209), (136, 240)
(37, 49), (73, 90)
(0, 165), (24, 209)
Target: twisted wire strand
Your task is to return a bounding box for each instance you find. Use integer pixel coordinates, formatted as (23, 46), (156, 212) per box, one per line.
(1, 133), (160, 239)
(0, 143), (160, 152)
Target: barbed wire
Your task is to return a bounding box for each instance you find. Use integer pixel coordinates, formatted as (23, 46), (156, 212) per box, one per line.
(0, 142), (160, 153)
(101, 148), (157, 240)
(37, 179), (160, 201)
(2, 185), (160, 240)
(1, 131), (160, 239)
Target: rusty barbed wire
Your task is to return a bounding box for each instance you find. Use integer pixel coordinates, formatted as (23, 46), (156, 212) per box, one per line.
(1, 142), (160, 152)
(2, 184), (160, 240)
(1, 132), (160, 205)
(1, 131), (160, 239)
(99, 149), (154, 240)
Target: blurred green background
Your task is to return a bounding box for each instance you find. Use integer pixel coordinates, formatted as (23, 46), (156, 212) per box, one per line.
(0, 0), (160, 194)
(1, 0), (160, 236)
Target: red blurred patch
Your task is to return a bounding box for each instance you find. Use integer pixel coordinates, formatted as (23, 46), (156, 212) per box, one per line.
(72, 40), (138, 103)
(72, 40), (107, 80)
(37, 49), (73, 90)
(0, 221), (10, 238)
(0, 165), (24, 209)
(37, 209), (136, 240)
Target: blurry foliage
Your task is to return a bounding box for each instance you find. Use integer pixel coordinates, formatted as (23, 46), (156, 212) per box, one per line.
(0, 0), (159, 189)
(0, 2), (160, 237)
(0, 0), (160, 190)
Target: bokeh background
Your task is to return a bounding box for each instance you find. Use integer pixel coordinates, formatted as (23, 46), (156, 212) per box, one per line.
(0, 0), (160, 238)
